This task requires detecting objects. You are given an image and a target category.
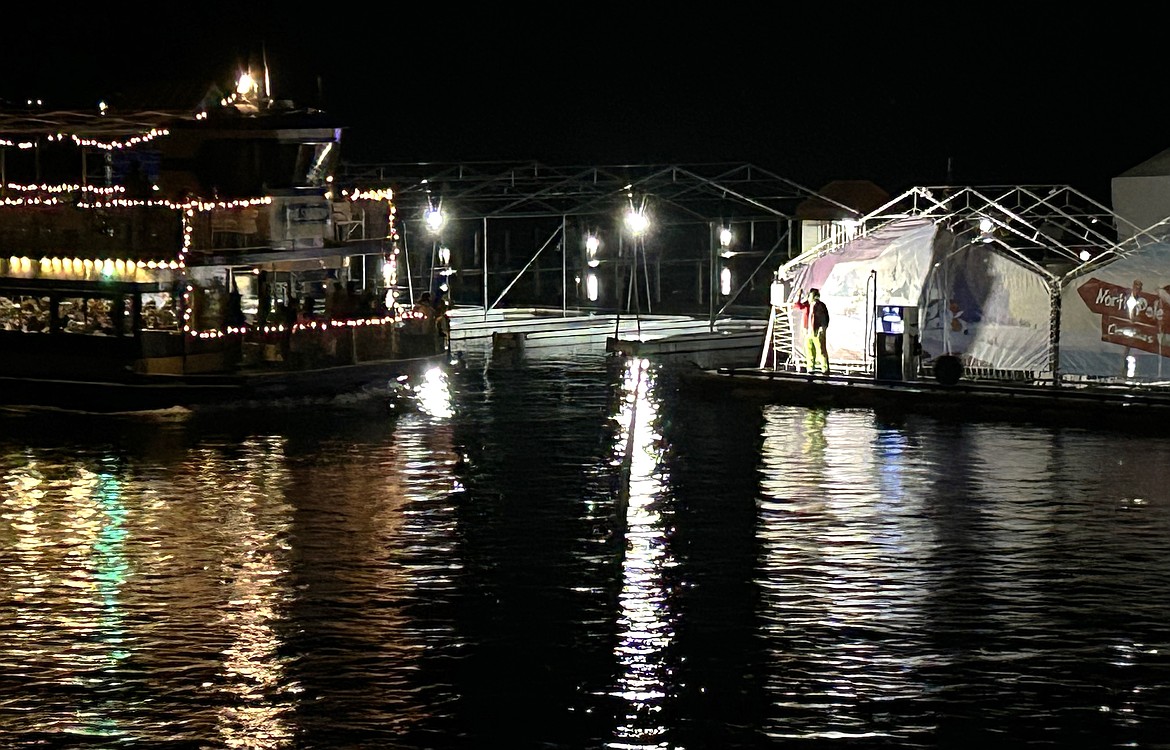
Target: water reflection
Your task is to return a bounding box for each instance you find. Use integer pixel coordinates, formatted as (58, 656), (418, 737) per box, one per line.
(608, 358), (674, 748)
(756, 407), (932, 742)
(202, 437), (297, 748)
(0, 392), (463, 747)
(414, 364), (455, 419)
(3, 455), (138, 741)
(5, 349), (1170, 747)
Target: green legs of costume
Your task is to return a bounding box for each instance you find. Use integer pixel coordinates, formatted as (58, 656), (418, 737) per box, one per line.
(805, 329), (828, 373)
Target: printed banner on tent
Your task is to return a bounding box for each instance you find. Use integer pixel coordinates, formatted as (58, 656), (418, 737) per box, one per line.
(1076, 277), (1167, 355)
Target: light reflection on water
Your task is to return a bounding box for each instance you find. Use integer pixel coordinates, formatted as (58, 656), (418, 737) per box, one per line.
(2, 349), (1170, 748)
(608, 358), (673, 749)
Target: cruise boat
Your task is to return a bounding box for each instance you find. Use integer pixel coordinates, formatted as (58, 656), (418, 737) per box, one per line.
(0, 70), (448, 412)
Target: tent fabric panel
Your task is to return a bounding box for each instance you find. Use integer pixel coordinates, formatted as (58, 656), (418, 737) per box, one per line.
(786, 218), (939, 367)
(920, 243), (1052, 373)
(782, 216), (1054, 374)
(1059, 243), (1170, 379)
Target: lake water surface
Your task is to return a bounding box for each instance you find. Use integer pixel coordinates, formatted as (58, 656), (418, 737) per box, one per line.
(2, 343), (1169, 749)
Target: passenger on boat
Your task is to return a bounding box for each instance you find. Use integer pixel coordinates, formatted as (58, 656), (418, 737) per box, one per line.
(412, 292), (434, 321)
(432, 286), (451, 346)
(408, 292), (436, 337)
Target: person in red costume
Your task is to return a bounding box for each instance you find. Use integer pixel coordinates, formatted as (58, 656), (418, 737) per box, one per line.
(794, 287), (830, 374)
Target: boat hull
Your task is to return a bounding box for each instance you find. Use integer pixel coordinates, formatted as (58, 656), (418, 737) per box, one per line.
(0, 353), (447, 413)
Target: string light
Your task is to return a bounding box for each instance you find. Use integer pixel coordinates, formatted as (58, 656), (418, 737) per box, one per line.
(0, 125), (406, 343)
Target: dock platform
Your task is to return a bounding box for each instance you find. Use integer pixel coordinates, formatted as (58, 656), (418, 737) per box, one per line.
(677, 366), (1170, 433)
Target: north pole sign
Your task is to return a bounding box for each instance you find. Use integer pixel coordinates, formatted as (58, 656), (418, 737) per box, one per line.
(1076, 277), (1165, 355)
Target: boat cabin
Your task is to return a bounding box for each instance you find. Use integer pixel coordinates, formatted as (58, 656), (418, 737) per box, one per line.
(0, 74), (440, 405)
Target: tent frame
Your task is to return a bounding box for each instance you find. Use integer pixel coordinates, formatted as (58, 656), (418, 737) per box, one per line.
(767, 184), (1152, 384)
(336, 161), (857, 328)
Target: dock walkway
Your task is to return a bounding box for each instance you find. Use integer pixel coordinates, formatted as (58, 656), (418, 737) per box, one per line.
(677, 366), (1170, 433)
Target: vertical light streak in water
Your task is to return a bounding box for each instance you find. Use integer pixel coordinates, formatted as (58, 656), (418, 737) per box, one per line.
(3, 457), (50, 612)
(91, 467), (130, 666)
(755, 406), (930, 741)
(2, 457), (130, 739)
(415, 365), (455, 419)
(365, 377), (461, 735)
(607, 358), (674, 749)
(204, 436), (298, 750)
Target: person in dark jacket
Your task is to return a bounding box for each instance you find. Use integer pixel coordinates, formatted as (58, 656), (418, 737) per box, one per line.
(795, 287), (830, 374)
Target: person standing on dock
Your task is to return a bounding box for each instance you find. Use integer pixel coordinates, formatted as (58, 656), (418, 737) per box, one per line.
(796, 288), (831, 374)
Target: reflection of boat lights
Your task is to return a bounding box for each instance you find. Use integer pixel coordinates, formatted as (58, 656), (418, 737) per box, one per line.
(209, 437), (296, 748)
(94, 471), (130, 661)
(415, 366), (453, 418)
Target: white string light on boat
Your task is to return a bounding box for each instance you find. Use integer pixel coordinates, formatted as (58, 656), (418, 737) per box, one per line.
(1, 182), (274, 271)
(187, 314), (403, 339)
(1, 255), (179, 281)
(0, 128), (168, 152)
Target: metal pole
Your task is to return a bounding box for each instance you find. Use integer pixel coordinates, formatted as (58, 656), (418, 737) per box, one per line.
(708, 222), (716, 326)
(641, 236), (652, 316)
(614, 233), (623, 337)
(482, 217), (488, 321)
(402, 228), (414, 304)
(562, 215), (567, 315)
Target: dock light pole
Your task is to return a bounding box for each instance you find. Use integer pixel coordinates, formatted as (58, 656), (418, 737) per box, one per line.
(585, 234), (601, 303)
(620, 201), (650, 338)
(710, 225), (735, 328)
(437, 244), (455, 297)
(423, 203), (447, 304)
(719, 226), (734, 296)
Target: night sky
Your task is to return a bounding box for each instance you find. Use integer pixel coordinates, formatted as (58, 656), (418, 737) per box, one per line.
(3, 6), (1162, 205)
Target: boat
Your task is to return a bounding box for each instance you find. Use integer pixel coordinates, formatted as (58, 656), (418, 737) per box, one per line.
(0, 68), (448, 412)
(604, 319), (768, 369)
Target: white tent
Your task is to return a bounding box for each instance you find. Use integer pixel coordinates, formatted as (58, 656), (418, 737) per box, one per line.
(779, 216), (1054, 376)
(1060, 238), (1170, 380)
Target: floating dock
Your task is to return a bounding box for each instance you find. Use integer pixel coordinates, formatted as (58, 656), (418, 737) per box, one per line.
(677, 366), (1170, 433)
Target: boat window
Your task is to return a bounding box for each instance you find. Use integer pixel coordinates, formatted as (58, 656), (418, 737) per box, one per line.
(59, 296), (118, 336)
(0, 294), (51, 333)
(141, 291), (180, 331)
(118, 296), (134, 336)
(234, 272), (260, 320)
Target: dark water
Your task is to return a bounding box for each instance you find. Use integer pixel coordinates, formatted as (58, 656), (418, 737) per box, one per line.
(3, 343), (1170, 749)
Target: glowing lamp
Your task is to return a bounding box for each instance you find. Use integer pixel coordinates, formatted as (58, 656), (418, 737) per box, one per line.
(624, 207), (649, 236)
(424, 207), (446, 234)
